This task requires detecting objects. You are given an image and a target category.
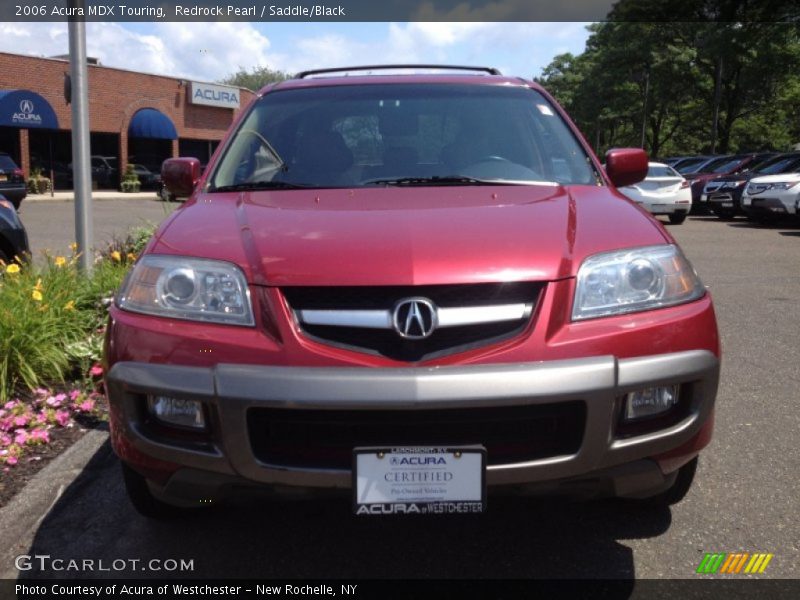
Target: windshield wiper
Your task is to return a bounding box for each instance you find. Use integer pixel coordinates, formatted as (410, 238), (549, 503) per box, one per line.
(362, 175), (523, 186)
(208, 181), (315, 193)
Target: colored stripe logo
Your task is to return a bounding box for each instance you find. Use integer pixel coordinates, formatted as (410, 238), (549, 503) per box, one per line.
(697, 553), (774, 574)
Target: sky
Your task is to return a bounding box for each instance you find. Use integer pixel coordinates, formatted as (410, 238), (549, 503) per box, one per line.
(0, 22), (591, 84)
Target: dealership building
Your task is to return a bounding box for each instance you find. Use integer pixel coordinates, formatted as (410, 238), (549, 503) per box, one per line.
(0, 51), (255, 189)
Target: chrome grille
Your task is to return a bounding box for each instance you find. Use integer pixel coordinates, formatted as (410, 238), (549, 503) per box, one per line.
(282, 282), (543, 361)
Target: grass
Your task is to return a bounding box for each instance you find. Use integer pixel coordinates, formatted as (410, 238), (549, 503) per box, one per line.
(0, 225), (156, 400)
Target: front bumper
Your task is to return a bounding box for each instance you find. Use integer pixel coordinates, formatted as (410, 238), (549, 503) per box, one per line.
(107, 349), (719, 499)
(743, 196), (796, 217)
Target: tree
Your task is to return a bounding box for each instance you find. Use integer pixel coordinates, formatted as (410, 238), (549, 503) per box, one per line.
(220, 66), (290, 91)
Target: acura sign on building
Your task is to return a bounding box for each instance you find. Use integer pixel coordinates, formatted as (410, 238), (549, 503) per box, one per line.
(189, 82), (240, 109)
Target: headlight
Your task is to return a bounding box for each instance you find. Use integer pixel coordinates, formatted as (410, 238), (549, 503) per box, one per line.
(769, 182), (800, 191)
(117, 255), (254, 326)
(572, 245), (705, 321)
(722, 180), (745, 189)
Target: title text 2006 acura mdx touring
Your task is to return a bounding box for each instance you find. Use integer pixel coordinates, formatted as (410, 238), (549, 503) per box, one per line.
(105, 66), (720, 518)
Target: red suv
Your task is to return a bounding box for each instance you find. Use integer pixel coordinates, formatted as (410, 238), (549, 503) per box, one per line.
(105, 66), (720, 518)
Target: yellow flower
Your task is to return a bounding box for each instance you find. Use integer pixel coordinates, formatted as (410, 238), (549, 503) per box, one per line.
(54, 256), (67, 267)
(5, 264), (20, 274)
(111, 251), (122, 262)
(32, 289), (43, 302)
(70, 242), (78, 252)
(64, 300), (75, 311)
(127, 253), (136, 262)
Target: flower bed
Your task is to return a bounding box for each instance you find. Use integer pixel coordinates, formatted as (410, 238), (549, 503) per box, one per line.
(0, 224), (155, 502)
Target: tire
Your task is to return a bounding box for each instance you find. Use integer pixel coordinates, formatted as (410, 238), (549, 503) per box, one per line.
(121, 462), (184, 519)
(643, 456), (698, 506)
(668, 213), (687, 225)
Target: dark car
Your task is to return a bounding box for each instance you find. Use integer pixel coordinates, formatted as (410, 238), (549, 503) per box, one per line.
(683, 153), (778, 211)
(0, 195), (29, 263)
(702, 152), (800, 219)
(130, 164), (160, 190)
(0, 153), (27, 210)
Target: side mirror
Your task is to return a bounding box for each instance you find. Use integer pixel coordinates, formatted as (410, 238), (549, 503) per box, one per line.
(605, 148), (648, 188)
(161, 157), (201, 197)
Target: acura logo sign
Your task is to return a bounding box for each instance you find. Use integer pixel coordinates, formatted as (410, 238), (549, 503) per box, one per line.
(19, 100), (34, 114)
(393, 297), (437, 339)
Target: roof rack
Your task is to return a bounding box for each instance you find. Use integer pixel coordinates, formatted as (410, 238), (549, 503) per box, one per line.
(296, 65), (503, 79)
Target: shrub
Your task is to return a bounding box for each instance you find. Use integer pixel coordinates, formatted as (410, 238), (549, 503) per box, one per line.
(0, 226), (154, 400)
(120, 164), (140, 193)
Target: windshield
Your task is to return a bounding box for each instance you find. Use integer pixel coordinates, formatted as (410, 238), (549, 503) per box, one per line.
(699, 157), (740, 174)
(647, 165), (680, 178)
(755, 155), (800, 175)
(209, 83), (596, 191)
(676, 158), (710, 174)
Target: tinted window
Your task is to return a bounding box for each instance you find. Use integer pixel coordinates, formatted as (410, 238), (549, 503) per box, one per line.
(699, 157), (740, 173)
(211, 84), (595, 190)
(647, 165), (679, 177)
(676, 159), (709, 173)
(0, 155), (17, 170)
(755, 156), (800, 175)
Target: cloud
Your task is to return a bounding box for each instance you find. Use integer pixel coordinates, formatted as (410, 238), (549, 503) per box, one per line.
(0, 22), (277, 82)
(0, 21), (590, 83)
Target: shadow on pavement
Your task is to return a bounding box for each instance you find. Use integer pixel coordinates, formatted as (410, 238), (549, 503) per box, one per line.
(19, 441), (670, 583)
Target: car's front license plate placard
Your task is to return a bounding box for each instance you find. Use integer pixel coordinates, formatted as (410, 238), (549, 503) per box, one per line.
(353, 447), (486, 516)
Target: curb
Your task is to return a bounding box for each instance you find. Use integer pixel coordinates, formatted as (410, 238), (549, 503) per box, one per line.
(24, 194), (162, 203)
(0, 429), (110, 579)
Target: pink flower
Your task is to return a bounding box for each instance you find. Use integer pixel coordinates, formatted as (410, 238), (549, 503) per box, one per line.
(78, 399), (95, 413)
(6, 455), (17, 466)
(69, 390), (81, 401)
(0, 417), (11, 432)
(89, 364), (104, 377)
(34, 388), (49, 396)
(55, 410), (71, 427)
(14, 430), (28, 445)
(0, 434), (11, 446)
(36, 412), (48, 424)
(30, 429), (50, 443)
(4, 401), (17, 410)
(46, 396), (63, 408)
(13, 415), (29, 428)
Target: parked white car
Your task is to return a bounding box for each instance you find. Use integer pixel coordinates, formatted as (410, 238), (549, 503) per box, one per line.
(741, 172), (800, 220)
(618, 162), (692, 224)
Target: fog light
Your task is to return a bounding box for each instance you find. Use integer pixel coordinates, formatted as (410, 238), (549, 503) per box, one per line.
(147, 396), (206, 429)
(624, 386), (679, 421)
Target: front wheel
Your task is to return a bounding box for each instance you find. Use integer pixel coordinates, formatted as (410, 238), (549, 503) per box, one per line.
(668, 213), (687, 225)
(643, 456), (698, 506)
(121, 462), (184, 519)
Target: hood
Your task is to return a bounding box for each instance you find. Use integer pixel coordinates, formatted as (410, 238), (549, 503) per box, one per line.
(152, 185), (668, 286)
(747, 172), (800, 184)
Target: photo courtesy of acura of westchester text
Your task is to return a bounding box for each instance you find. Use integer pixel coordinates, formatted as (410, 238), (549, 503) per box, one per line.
(0, 0), (797, 594)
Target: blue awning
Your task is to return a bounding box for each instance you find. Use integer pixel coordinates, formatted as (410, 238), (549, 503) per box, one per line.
(0, 90), (59, 129)
(128, 108), (177, 140)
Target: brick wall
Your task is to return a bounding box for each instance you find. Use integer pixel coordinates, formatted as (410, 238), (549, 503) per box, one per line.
(0, 51), (256, 175)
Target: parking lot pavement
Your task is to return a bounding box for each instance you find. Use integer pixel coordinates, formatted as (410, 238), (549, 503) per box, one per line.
(9, 214), (800, 580)
(16, 198), (179, 260)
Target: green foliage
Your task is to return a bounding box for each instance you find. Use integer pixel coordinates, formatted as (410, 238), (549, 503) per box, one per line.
(121, 164), (140, 193)
(538, 14), (800, 158)
(220, 65), (290, 91)
(0, 225), (155, 400)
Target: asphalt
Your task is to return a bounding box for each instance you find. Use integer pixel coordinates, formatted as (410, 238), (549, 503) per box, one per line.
(1, 210), (798, 581)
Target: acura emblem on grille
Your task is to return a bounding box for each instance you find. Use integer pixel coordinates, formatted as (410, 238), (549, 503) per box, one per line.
(393, 297), (437, 339)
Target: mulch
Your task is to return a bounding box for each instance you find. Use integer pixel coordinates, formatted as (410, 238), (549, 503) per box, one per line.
(0, 409), (108, 509)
